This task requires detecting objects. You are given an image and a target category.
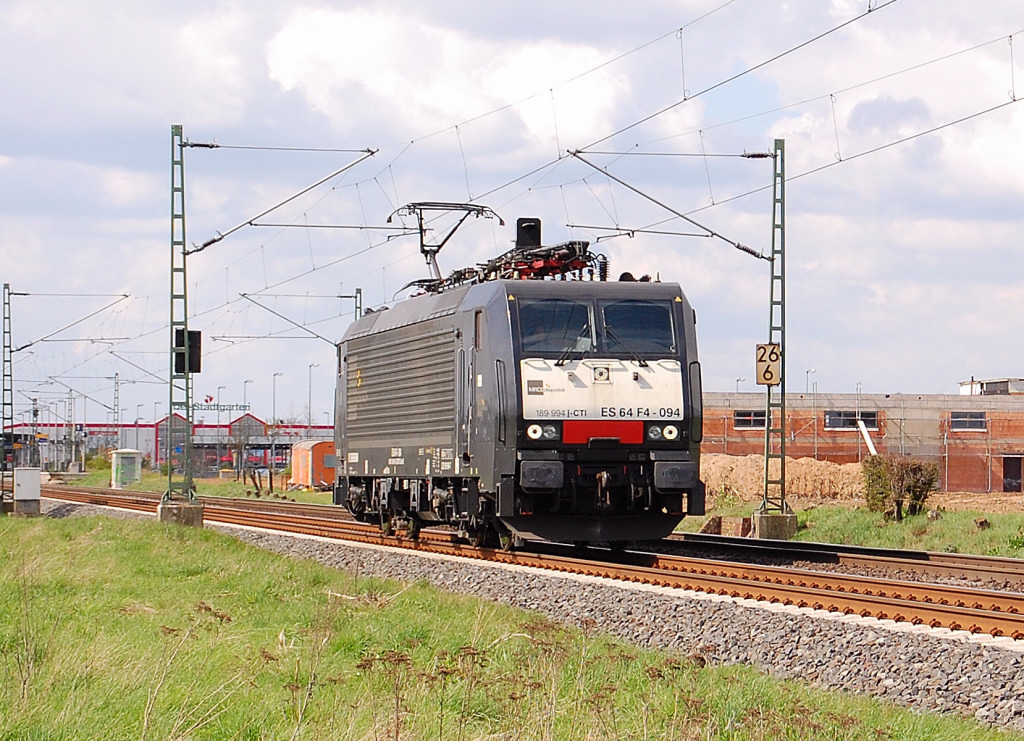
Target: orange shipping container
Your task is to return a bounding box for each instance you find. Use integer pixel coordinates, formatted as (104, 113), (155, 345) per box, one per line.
(290, 439), (335, 490)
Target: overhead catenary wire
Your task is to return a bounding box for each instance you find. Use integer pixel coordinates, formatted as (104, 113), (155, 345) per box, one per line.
(49, 15), (1024, 337)
(569, 151), (770, 261)
(18, 3), (1023, 411)
(581, 0), (903, 151)
(238, 294), (337, 345)
(14, 295), (130, 352)
(187, 148), (378, 255)
(34, 338), (130, 344)
(249, 222), (414, 231)
(398, 0), (743, 149)
(185, 142), (374, 153)
(565, 225), (714, 243)
(208, 35), (1016, 306)
(46, 378), (115, 412)
(12, 292), (132, 297)
(643, 94), (1024, 229)
(470, 2), (905, 207)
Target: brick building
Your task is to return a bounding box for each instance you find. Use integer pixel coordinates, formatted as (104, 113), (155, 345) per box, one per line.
(703, 382), (1024, 494)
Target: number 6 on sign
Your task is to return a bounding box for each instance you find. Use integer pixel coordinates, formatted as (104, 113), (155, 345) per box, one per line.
(755, 343), (781, 386)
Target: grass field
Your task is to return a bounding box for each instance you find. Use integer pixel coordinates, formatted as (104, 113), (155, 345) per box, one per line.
(674, 492), (1024, 558)
(792, 504), (1024, 556)
(2, 513), (1021, 740)
(70, 468), (334, 506)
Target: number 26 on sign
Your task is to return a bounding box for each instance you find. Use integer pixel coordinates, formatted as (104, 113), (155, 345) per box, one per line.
(756, 343), (781, 386)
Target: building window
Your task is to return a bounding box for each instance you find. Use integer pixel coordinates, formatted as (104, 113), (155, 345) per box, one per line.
(950, 411), (987, 431)
(981, 380), (1009, 395)
(733, 410), (767, 429)
(824, 410), (878, 430)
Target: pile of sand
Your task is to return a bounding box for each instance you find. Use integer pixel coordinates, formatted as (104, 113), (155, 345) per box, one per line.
(701, 454), (863, 507)
(700, 455), (1024, 513)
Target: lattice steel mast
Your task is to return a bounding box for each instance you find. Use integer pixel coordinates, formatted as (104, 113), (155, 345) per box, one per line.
(761, 139), (788, 513)
(166, 124), (196, 501)
(2, 284), (12, 498)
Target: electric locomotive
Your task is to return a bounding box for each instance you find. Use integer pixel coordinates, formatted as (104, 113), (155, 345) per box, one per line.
(334, 210), (704, 545)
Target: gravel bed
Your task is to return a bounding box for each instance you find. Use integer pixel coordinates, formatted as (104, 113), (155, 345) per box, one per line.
(39, 499), (1024, 731)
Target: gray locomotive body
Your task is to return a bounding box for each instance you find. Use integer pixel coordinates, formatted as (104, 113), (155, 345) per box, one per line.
(334, 277), (704, 545)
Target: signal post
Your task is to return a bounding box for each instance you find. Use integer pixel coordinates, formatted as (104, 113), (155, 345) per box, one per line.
(752, 139), (797, 540)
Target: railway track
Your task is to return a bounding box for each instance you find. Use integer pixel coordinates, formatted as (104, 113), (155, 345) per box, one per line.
(39, 485), (1024, 641)
(670, 531), (1024, 584)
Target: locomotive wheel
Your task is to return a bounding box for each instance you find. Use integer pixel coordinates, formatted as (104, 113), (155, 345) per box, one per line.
(463, 517), (488, 547)
(405, 518), (421, 540)
(379, 512), (393, 536)
(494, 522), (518, 551)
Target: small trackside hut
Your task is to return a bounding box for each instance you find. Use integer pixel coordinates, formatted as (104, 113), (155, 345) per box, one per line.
(334, 209), (704, 547)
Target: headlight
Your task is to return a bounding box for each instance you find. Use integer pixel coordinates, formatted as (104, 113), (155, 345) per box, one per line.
(662, 425), (679, 440)
(527, 424), (543, 440)
(541, 424), (558, 440)
(648, 425), (663, 440)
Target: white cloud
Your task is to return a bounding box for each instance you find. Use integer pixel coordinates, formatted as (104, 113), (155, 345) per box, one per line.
(267, 7), (629, 152)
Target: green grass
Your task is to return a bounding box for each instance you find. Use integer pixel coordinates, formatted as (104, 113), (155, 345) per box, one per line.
(793, 505), (1024, 557)
(1, 515), (1021, 739)
(68, 468), (333, 505)
(678, 489), (1024, 557)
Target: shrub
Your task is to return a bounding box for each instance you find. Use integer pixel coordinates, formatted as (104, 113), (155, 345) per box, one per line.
(862, 454), (938, 521)
(862, 456), (891, 513)
(86, 453), (111, 470)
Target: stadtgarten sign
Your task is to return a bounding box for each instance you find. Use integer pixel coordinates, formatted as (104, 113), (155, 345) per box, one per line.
(191, 402), (252, 413)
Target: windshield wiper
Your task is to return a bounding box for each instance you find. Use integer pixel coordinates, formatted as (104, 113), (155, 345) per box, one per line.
(555, 324), (591, 366)
(604, 325), (649, 367)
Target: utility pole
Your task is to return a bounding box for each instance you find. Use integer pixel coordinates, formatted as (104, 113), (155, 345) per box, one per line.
(271, 372), (282, 493)
(339, 286), (363, 319)
(30, 398), (39, 467)
(162, 124), (203, 525)
(307, 362), (319, 436)
(755, 139), (797, 539)
(2, 284), (12, 502)
(113, 372), (120, 433)
(761, 138), (787, 513)
(166, 124), (195, 502)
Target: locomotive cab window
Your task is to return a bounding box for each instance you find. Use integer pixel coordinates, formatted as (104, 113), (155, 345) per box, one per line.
(599, 299), (676, 355)
(517, 299), (595, 354)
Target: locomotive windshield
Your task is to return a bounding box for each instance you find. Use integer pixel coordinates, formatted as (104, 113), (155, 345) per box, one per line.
(516, 297), (677, 357)
(600, 299), (676, 354)
(518, 298), (595, 354)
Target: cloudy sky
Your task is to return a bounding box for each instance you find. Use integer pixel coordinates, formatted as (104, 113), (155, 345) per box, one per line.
(2, 0), (1023, 427)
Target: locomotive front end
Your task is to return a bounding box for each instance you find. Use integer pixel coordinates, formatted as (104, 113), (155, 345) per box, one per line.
(501, 282), (705, 544)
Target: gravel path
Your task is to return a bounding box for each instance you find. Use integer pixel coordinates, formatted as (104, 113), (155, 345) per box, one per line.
(41, 499), (1024, 732)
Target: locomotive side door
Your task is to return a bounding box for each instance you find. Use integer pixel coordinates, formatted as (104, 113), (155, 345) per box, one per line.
(468, 309), (487, 476)
(457, 320), (475, 471)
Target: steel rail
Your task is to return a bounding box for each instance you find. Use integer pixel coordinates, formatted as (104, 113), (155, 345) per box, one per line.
(639, 552), (1024, 616)
(673, 532), (1024, 582)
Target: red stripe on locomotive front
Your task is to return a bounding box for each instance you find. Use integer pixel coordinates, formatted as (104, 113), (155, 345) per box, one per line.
(562, 420), (644, 444)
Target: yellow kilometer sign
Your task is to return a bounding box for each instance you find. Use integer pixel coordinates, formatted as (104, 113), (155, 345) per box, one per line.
(755, 343), (781, 386)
